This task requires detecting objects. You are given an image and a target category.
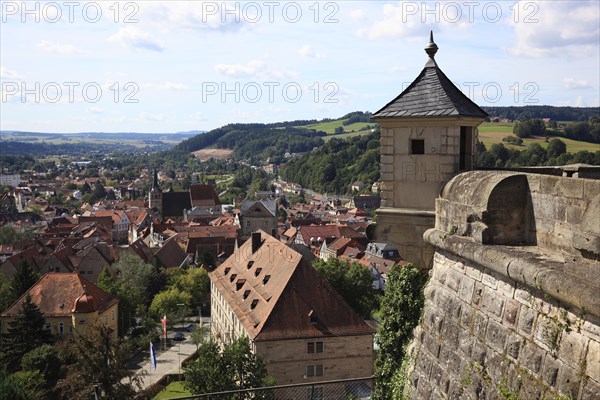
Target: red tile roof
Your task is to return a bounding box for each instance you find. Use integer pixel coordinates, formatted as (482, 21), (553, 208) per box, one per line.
(1, 272), (117, 317)
(210, 231), (374, 342)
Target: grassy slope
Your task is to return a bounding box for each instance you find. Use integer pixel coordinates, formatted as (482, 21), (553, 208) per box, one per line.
(478, 123), (600, 153)
(154, 381), (191, 400)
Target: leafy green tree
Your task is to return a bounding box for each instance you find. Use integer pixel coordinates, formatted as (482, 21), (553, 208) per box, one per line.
(0, 369), (28, 400)
(1, 294), (50, 371)
(21, 344), (64, 390)
(513, 119), (546, 138)
(547, 138), (567, 158)
(184, 337), (273, 397)
(149, 287), (191, 324)
(373, 264), (428, 400)
(10, 370), (47, 400)
(57, 324), (141, 400)
(313, 258), (379, 319)
(169, 267), (210, 310)
(0, 225), (18, 245)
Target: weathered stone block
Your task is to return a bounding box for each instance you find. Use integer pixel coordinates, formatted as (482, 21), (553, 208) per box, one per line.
(445, 268), (462, 293)
(557, 177), (584, 199)
(557, 363), (581, 399)
(586, 339), (600, 384)
(473, 313), (488, 341)
(519, 340), (544, 373)
(482, 271), (498, 289)
(582, 378), (600, 400)
(534, 316), (562, 354)
(584, 179), (600, 199)
(514, 286), (532, 306)
(541, 356), (561, 388)
(458, 275), (476, 303)
(424, 333), (441, 358)
(506, 332), (523, 360)
(472, 282), (484, 307)
(443, 321), (460, 349)
(558, 331), (588, 370)
(503, 299), (520, 327)
(465, 263), (482, 281)
(471, 339), (487, 366)
(486, 319), (508, 352)
(481, 287), (505, 320)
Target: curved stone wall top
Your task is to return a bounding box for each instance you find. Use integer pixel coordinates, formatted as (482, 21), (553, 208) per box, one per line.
(440, 170), (520, 208)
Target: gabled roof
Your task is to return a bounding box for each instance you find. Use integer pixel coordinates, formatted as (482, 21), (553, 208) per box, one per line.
(153, 237), (187, 268)
(210, 231), (374, 342)
(161, 192), (192, 218)
(190, 184), (221, 206)
(240, 200), (277, 217)
(373, 32), (488, 120)
(1, 272), (117, 317)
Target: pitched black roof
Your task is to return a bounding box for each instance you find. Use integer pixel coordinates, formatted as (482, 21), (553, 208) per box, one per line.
(161, 192), (191, 218)
(373, 33), (488, 120)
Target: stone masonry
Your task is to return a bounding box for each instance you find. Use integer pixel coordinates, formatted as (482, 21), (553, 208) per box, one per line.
(408, 170), (600, 399)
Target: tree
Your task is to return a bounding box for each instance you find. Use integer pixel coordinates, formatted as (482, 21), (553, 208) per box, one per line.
(373, 264), (428, 400)
(547, 138), (567, 158)
(169, 268), (210, 310)
(149, 287), (191, 324)
(9, 370), (47, 400)
(11, 260), (40, 300)
(57, 324), (142, 400)
(21, 344), (64, 390)
(313, 258), (379, 319)
(0, 273), (15, 313)
(513, 119), (546, 138)
(0, 294), (50, 371)
(0, 369), (28, 400)
(184, 337), (273, 397)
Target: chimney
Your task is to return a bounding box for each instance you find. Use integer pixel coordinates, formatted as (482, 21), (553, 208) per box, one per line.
(251, 232), (262, 254)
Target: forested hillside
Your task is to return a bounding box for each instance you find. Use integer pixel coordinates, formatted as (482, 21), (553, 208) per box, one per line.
(483, 106), (599, 122)
(175, 124), (325, 164)
(281, 131), (380, 195)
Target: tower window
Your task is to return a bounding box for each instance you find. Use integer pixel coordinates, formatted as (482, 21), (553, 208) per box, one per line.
(411, 139), (425, 154)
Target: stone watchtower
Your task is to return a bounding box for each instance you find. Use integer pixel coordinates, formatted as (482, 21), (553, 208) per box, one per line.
(372, 32), (488, 267)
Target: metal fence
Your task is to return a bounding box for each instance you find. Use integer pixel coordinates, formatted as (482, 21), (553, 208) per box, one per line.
(170, 376), (374, 400)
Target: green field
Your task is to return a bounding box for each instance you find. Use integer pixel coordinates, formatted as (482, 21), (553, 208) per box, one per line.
(301, 119), (373, 135)
(154, 381), (191, 400)
(478, 122), (600, 153)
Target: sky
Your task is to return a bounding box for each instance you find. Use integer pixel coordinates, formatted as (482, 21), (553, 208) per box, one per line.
(0, 0), (599, 133)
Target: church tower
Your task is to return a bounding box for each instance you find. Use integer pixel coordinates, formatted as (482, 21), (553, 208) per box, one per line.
(373, 32), (488, 267)
(149, 168), (163, 213)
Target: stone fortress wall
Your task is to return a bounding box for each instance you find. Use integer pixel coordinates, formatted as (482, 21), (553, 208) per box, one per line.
(408, 170), (600, 399)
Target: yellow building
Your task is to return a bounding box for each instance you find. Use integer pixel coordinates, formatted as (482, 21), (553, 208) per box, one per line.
(0, 272), (118, 338)
(210, 230), (375, 386)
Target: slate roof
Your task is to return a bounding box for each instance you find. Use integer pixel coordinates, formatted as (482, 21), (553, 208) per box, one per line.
(210, 231), (374, 342)
(373, 33), (488, 120)
(161, 191), (192, 218)
(190, 184), (221, 207)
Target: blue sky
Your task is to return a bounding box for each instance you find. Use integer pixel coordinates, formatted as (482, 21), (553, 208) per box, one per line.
(1, 0), (599, 133)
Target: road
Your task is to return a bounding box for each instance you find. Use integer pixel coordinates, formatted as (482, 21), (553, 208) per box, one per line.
(129, 334), (198, 390)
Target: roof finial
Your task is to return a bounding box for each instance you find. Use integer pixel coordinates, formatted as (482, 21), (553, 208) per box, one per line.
(425, 30), (438, 58)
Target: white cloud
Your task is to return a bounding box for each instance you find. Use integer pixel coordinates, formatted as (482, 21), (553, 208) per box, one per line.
(298, 45), (325, 59)
(88, 107), (104, 114)
(349, 9), (365, 20)
(214, 60), (298, 80)
(508, 1), (599, 57)
(36, 40), (83, 55)
(139, 112), (165, 122)
(564, 78), (591, 90)
(0, 66), (24, 80)
(108, 27), (164, 52)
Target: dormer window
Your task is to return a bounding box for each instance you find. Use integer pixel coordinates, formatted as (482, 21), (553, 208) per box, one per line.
(247, 261), (254, 269)
(224, 267), (231, 275)
(243, 290), (250, 300)
(250, 299), (259, 309)
(255, 267), (262, 277)
(263, 275), (271, 285)
(236, 279), (246, 291)
(230, 273), (237, 283)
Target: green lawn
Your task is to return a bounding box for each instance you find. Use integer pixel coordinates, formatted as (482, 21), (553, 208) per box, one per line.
(154, 381), (192, 400)
(478, 122), (600, 153)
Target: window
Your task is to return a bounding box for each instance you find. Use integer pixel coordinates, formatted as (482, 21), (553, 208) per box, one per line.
(307, 341), (324, 353)
(246, 221), (251, 227)
(306, 364), (323, 377)
(264, 220), (269, 227)
(263, 275), (271, 285)
(44, 322), (51, 332)
(243, 290), (250, 300)
(411, 139), (425, 154)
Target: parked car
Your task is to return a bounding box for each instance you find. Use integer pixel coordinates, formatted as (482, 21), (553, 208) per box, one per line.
(173, 332), (185, 341)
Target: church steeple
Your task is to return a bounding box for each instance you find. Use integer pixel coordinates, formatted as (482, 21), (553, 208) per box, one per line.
(152, 169), (161, 192)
